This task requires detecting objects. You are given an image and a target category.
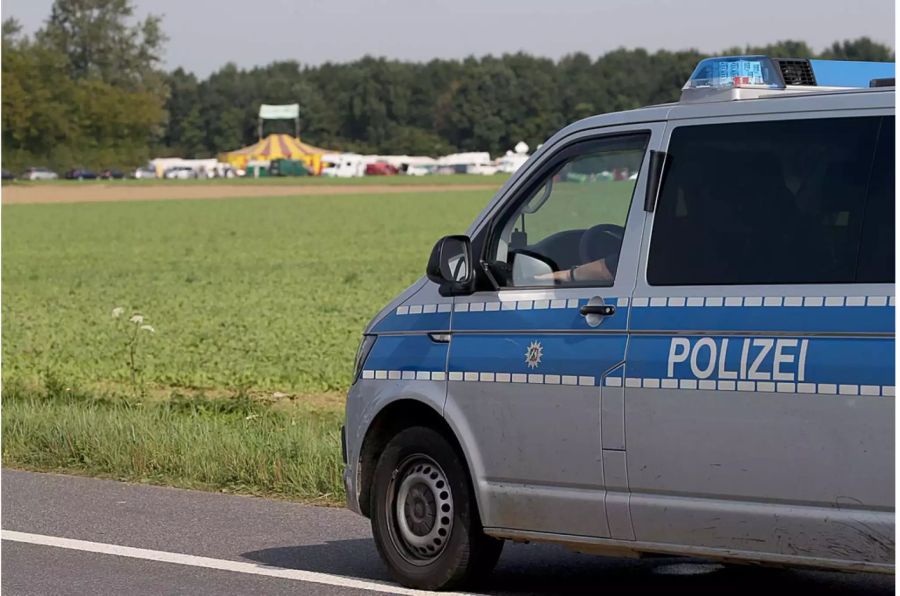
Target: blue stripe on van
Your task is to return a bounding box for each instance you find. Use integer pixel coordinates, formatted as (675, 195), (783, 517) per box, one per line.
(452, 298), (627, 332)
(370, 311), (451, 333)
(449, 334), (626, 379)
(363, 334), (448, 372)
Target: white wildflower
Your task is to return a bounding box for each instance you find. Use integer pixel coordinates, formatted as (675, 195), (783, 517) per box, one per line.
(112, 307), (125, 319)
(129, 314), (144, 325)
(140, 325), (155, 333)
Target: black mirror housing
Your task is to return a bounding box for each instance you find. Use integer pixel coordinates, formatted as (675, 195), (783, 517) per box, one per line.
(426, 235), (475, 296)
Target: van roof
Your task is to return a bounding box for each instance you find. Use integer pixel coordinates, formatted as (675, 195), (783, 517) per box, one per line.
(560, 86), (894, 135)
(560, 55), (895, 136)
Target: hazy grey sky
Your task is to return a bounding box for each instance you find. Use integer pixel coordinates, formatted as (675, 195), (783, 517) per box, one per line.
(5, 0), (895, 76)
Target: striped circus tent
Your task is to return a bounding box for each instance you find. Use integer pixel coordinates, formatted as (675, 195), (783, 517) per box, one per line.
(219, 134), (334, 174)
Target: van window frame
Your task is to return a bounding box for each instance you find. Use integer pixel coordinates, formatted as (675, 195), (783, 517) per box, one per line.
(478, 130), (652, 291)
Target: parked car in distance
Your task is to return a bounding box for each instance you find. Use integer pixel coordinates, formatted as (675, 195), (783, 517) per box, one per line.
(404, 164), (433, 176)
(133, 166), (157, 179)
(321, 153), (367, 178)
(164, 166), (198, 179)
(2, 169), (15, 180)
(365, 162), (399, 176)
(23, 166), (59, 180)
(268, 159), (310, 177)
(65, 168), (97, 180)
(99, 169), (125, 180)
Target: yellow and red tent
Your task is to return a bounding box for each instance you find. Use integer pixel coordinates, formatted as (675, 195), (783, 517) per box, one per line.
(219, 134), (334, 174)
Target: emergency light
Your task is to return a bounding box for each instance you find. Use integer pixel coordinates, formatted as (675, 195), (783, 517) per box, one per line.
(682, 55), (895, 102)
(684, 55), (784, 91)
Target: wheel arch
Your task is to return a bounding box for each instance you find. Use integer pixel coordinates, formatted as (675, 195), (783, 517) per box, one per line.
(357, 398), (478, 520)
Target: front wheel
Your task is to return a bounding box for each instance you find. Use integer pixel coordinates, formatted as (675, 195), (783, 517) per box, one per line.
(370, 426), (503, 590)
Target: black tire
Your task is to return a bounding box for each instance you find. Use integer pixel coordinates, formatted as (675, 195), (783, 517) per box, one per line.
(370, 426), (503, 590)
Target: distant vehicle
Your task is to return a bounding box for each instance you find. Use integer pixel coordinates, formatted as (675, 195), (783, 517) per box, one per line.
(405, 164), (433, 176)
(365, 162), (399, 176)
(2, 169), (15, 180)
(365, 155), (438, 176)
(269, 159), (310, 177)
(65, 168), (97, 180)
(466, 163), (499, 175)
(212, 164), (238, 178)
(495, 143), (530, 174)
(23, 167), (58, 181)
(163, 166), (197, 179)
(321, 153), (366, 178)
(436, 151), (493, 175)
(133, 166), (157, 179)
(99, 169), (124, 180)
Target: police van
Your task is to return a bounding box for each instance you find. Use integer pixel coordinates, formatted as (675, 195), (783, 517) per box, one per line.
(342, 56), (895, 589)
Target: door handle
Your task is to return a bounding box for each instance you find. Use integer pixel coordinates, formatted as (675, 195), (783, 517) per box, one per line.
(580, 304), (616, 317)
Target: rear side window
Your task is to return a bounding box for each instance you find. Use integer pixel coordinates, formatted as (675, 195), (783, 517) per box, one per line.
(647, 116), (893, 285)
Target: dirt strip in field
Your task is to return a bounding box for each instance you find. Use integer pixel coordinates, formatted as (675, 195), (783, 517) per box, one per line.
(2, 183), (499, 205)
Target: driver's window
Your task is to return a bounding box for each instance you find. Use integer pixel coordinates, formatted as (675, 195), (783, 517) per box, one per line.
(489, 134), (649, 288)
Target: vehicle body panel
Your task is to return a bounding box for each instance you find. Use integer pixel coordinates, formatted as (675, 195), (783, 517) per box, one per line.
(623, 104), (894, 566)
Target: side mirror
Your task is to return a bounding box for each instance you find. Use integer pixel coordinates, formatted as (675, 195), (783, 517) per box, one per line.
(427, 235), (475, 296)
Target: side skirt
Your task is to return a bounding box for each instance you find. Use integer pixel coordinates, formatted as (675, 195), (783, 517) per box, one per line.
(483, 527), (895, 575)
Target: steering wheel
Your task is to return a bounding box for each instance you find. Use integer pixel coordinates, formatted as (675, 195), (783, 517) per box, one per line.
(579, 224), (625, 274)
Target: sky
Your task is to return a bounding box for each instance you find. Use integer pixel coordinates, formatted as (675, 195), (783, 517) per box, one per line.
(4, 0), (895, 77)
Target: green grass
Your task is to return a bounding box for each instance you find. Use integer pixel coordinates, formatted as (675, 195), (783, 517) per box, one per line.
(2, 380), (345, 503)
(3, 173), (510, 187)
(2, 188), (490, 501)
(2, 190), (489, 395)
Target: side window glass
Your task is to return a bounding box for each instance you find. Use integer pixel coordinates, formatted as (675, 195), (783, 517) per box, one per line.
(647, 117), (883, 286)
(487, 135), (649, 288)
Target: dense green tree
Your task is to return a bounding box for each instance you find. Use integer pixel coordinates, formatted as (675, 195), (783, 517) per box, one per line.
(162, 68), (204, 155)
(37, 0), (166, 93)
(2, 24), (165, 171)
(2, 0), (168, 172)
(822, 37), (895, 62)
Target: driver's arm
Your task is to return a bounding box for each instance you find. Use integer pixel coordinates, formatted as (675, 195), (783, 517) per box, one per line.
(534, 258), (613, 283)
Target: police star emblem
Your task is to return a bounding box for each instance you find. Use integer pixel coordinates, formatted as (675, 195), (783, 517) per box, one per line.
(525, 340), (543, 369)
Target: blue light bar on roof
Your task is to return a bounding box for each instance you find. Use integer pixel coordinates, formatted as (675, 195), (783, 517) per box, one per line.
(685, 55), (896, 95)
(684, 56), (784, 91)
(809, 60), (895, 87)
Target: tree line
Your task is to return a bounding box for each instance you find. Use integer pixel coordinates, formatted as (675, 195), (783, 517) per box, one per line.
(2, 0), (894, 172)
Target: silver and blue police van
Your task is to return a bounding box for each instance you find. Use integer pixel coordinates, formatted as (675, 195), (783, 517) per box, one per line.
(343, 56), (895, 589)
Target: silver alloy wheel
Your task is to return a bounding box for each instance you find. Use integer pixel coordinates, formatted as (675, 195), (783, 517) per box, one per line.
(386, 454), (454, 565)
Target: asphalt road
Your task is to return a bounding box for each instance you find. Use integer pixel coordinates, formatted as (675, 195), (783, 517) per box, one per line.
(1, 469), (893, 595)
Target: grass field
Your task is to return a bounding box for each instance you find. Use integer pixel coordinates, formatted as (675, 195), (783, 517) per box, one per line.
(2, 190), (489, 395)
(2, 185), (491, 502)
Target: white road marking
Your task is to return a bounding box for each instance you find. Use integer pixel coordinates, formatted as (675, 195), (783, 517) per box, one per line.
(2, 530), (473, 596)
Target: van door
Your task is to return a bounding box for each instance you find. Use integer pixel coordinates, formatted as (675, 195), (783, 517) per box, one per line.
(626, 113), (895, 566)
(443, 123), (664, 538)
